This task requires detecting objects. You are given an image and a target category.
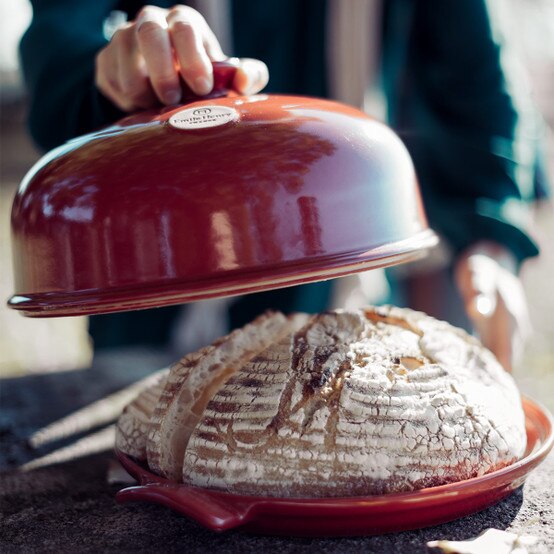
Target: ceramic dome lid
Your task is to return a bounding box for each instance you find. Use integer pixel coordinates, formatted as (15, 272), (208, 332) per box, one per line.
(9, 62), (437, 317)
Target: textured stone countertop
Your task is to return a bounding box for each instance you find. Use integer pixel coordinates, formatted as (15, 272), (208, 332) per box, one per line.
(1, 351), (553, 553)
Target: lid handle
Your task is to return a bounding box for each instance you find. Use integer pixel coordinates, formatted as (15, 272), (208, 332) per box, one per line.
(180, 58), (240, 102)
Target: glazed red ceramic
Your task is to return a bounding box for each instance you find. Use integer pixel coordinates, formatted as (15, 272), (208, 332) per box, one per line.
(115, 396), (553, 537)
(9, 60), (437, 317)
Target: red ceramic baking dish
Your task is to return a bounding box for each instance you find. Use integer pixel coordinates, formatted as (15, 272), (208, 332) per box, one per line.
(115, 396), (553, 536)
(9, 60), (437, 317)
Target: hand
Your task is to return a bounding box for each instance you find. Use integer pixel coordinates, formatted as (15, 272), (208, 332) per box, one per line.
(95, 5), (269, 112)
(454, 241), (531, 372)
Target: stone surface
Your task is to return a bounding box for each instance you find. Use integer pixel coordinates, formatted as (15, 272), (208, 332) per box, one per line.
(1, 355), (552, 553)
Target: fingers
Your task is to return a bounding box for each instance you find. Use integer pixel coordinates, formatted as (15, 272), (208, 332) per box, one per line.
(456, 254), (498, 321)
(95, 4), (270, 112)
(470, 293), (513, 372)
(95, 37), (122, 107)
(201, 25), (226, 62)
(136, 6), (181, 105)
(455, 243), (531, 373)
(95, 5), (224, 111)
(233, 58), (269, 95)
(167, 6), (214, 95)
(95, 16), (171, 112)
(115, 26), (157, 110)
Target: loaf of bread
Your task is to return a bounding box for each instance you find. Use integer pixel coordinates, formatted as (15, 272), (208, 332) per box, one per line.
(116, 306), (527, 497)
(114, 368), (169, 460)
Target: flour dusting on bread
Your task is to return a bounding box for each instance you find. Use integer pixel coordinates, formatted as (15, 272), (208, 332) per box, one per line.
(116, 306), (526, 497)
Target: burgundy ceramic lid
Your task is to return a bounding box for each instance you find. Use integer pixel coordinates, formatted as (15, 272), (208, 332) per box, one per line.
(9, 62), (437, 317)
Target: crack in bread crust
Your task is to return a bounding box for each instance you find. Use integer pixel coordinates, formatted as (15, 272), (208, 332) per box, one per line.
(146, 311), (310, 480)
(116, 306), (527, 497)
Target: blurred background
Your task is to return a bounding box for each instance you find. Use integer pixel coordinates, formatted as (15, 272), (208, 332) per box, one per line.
(0, 0), (553, 407)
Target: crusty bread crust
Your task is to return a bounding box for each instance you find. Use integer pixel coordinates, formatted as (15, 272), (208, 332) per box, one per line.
(145, 311), (310, 480)
(117, 306), (527, 497)
(181, 306), (526, 496)
(114, 368), (169, 460)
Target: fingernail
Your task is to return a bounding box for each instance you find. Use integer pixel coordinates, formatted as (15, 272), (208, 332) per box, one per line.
(194, 76), (212, 96)
(163, 89), (181, 105)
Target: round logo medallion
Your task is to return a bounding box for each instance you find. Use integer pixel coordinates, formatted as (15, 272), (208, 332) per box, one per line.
(168, 105), (239, 130)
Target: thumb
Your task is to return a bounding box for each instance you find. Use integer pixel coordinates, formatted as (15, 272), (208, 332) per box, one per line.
(233, 58), (269, 95)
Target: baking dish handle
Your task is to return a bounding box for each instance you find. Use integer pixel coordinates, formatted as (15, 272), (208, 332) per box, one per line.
(180, 58), (240, 102)
(116, 483), (254, 531)
(115, 449), (255, 530)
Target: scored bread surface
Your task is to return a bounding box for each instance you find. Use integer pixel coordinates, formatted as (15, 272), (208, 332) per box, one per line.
(114, 368), (169, 460)
(181, 306), (526, 496)
(116, 306), (526, 497)
(145, 311), (310, 480)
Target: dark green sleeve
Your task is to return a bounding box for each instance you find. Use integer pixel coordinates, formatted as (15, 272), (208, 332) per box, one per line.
(384, 0), (541, 265)
(20, 0), (125, 150)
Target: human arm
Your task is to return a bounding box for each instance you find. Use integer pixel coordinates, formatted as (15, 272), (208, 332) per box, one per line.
(20, 0), (123, 150)
(454, 241), (531, 373)
(385, 0), (540, 263)
(383, 0), (544, 369)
